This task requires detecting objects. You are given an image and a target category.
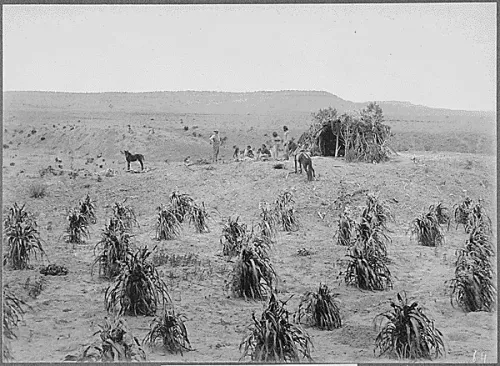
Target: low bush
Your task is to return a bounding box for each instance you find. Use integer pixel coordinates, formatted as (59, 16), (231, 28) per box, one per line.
(345, 247), (392, 291)
(240, 293), (312, 362)
(143, 307), (192, 355)
(334, 210), (356, 246)
(156, 204), (182, 240)
(65, 316), (146, 361)
(3, 290), (29, 360)
(28, 183), (47, 198)
(3, 203), (45, 269)
(93, 218), (132, 279)
(113, 201), (139, 231)
(220, 216), (247, 257)
(275, 191), (299, 232)
(410, 210), (444, 247)
(296, 283), (341, 330)
(374, 292), (445, 359)
(65, 209), (90, 244)
(231, 246), (276, 300)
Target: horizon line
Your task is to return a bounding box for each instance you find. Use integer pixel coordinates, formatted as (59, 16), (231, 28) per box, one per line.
(3, 89), (494, 113)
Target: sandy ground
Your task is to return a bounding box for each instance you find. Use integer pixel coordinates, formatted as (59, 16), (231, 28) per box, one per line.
(2, 106), (497, 363)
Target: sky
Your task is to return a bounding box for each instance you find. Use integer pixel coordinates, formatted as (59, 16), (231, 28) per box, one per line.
(2, 3), (497, 111)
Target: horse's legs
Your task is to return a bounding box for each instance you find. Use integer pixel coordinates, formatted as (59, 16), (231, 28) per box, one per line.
(127, 161), (130, 170)
(140, 160), (144, 170)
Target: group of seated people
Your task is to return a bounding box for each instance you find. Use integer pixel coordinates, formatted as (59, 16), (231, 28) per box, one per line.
(233, 144), (272, 161)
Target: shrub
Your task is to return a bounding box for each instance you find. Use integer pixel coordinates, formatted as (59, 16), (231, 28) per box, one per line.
(24, 276), (47, 298)
(188, 202), (209, 233)
(333, 210), (355, 246)
(240, 293), (312, 362)
(374, 292), (445, 360)
(3, 290), (29, 361)
(345, 246), (392, 291)
(156, 204), (182, 240)
(93, 218), (132, 279)
(354, 216), (390, 258)
(65, 316), (146, 361)
(448, 226), (496, 312)
(112, 201), (138, 231)
(231, 246), (276, 300)
(430, 202), (450, 228)
(143, 307), (192, 355)
(275, 191), (299, 232)
(169, 191), (195, 223)
(296, 283), (341, 330)
(3, 203), (45, 269)
(79, 194), (96, 224)
(220, 216), (247, 257)
(410, 210), (444, 247)
(468, 200), (492, 234)
(28, 183), (47, 198)
(258, 201), (278, 242)
(105, 247), (171, 316)
(362, 194), (393, 229)
(65, 209), (90, 244)
(453, 197), (473, 231)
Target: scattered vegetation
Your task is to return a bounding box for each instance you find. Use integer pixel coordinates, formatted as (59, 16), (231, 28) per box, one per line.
(24, 276), (47, 298)
(258, 201), (278, 243)
(448, 224), (496, 312)
(296, 283), (341, 330)
(28, 182), (47, 198)
(79, 194), (97, 224)
(410, 206), (445, 247)
(374, 292), (445, 360)
(453, 197), (472, 231)
(452, 197), (491, 233)
(156, 204), (182, 240)
(112, 201), (138, 231)
(240, 293), (312, 362)
(3, 290), (29, 361)
(169, 191), (194, 223)
(105, 247), (171, 316)
(93, 218), (132, 279)
(3, 203), (45, 270)
(65, 208), (90, 244)
(143, 307), (192, 355)
(275, 191), (299, 232)
(188, 202), (210, 233)
(345, 246), (392, 291)
(333, 210), (356, 246)
(430, 202), (451, 228)
(231, 246), (276, 300)
(220, 216), (247, 257)
(65, 316), (146, 362)
(343, 195), (393, 291)
(362, 194), (393, 229)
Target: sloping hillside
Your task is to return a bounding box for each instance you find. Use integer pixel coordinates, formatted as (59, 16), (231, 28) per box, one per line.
(4, 91), (495, 118)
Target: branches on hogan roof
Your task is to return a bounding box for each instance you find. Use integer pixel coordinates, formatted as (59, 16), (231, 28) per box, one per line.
(298, 102), (393, 163)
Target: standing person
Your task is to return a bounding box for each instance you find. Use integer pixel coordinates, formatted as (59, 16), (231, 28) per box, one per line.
(272, 131), (282, 160)
(283, 126), (290, 160)
(209, 130), (221, 163)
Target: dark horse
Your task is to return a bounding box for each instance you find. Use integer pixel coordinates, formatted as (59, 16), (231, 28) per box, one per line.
(295, 150), (316, 181)
(121, 150), (145, 171)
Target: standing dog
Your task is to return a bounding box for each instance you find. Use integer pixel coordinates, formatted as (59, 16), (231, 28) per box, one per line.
(294, 150), (315, 181)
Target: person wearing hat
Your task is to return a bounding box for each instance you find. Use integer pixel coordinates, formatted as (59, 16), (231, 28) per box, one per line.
(209, 130), (221, 163)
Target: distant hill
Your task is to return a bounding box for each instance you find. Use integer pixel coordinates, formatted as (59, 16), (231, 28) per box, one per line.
(3, 90), (494, 119)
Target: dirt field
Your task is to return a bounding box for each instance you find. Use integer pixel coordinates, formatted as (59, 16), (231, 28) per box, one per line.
(2, 92), (497, 363)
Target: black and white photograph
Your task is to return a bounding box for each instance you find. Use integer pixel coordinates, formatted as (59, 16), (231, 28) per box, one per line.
(2, 3), (497, 363)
